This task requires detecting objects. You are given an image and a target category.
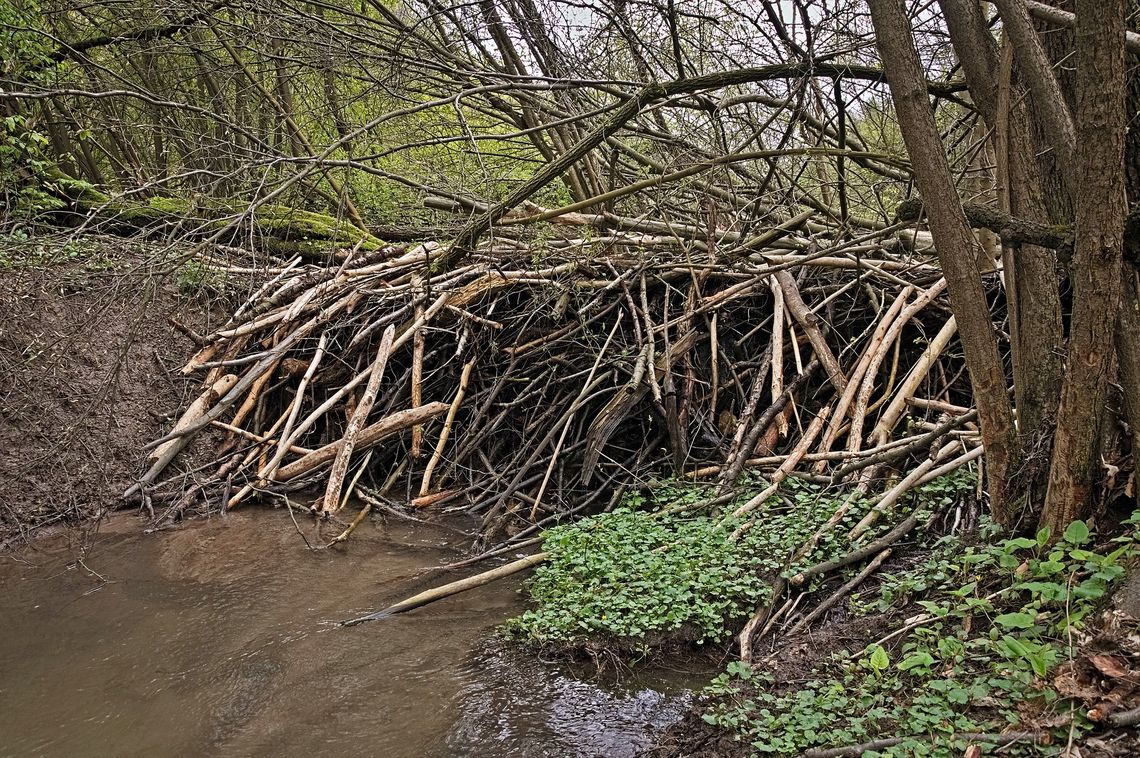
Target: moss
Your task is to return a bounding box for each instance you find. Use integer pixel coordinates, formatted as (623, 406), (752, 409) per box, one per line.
(80, 192), (386, 257)
(36, 166), (386, 256)
(252, 205), (384, 250)
(107, 195), (194, 225)
(146, 196), (193, 215)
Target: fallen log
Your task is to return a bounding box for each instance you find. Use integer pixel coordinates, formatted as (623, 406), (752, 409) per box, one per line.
(45, 164), (388, 259)
(895, 198), (1070, 251)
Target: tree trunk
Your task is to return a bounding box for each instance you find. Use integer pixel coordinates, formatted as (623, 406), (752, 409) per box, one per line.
(1119, 3), (1140, 470)
(991, 0), (1077, 179)
(1040, 0), (1128, 534)
(937, 0), (1063, 505)
(867, 0), (1021, 525)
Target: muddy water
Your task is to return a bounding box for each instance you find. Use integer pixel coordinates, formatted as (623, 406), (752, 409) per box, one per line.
(0, 512), (705, 757)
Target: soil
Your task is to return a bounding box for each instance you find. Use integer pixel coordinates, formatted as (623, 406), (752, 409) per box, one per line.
(0, 234), (248, 545)
(641, 610), (898, 758)
(641, 709), (751, 758)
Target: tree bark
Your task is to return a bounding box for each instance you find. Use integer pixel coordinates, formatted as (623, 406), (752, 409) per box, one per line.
(1041, 0), (1128, 534)
(1118, 270), (1140, 463)
(867, 0), (1020, 524)
(937, 0), (1063, 500)
(1118, 4), (1140, 467)
(991, 0), (1077, 178)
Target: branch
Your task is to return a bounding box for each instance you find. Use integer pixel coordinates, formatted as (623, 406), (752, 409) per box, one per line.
(1025, 0), (1140, 56)
(437, 60), (966, 272)
(896, 198), (1070, 251)
(42, 1), (233, 66)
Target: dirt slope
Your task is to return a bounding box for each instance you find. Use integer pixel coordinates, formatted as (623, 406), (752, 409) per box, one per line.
(0, 235), (232, 544)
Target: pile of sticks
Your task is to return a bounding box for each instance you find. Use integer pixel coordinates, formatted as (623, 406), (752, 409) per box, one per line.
(126, 224), (985, 544)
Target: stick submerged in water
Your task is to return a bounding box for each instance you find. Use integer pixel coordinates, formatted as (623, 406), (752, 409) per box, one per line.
(340, 551), (549, 626)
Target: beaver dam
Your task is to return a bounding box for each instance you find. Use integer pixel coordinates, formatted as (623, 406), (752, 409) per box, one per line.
(5, 0), (1140, 753)
(5, 228), (1138, 756)
(119, 221), (982, 601)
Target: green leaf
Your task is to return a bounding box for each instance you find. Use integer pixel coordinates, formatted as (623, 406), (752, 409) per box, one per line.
(994, 612), (1036, 630)
(999, 635), (1029, 659)
(1064, 521), (1091, 545)
(868, 645), (890, 674)
(898, 650), (935, 671)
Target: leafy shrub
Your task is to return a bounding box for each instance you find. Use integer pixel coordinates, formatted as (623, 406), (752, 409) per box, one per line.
(505, 508), (770, 648)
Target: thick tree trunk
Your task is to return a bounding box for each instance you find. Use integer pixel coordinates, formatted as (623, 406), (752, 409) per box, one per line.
(1041, 0), (1128, 534)
(937, 0), (1063, 504)
(1118, 270), (1140, 463)
(867, 0), (1021, 524)
(1114, 2), (1140, 484)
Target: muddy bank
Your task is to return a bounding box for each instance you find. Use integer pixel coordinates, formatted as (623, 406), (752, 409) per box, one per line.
(0, 236), (243, 543)
(0, 510), (703, 757)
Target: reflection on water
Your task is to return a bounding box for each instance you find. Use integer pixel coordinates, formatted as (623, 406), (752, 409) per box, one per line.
(0, 512), (704, 757)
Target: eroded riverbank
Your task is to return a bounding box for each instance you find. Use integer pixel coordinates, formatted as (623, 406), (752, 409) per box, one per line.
(0, 511), (705, 757)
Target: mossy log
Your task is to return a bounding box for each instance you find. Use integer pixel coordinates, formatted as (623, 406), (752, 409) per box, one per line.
(47, 167), (386, 259)
(897, 198), (1140, 268)
(895, 197), (1071, 253)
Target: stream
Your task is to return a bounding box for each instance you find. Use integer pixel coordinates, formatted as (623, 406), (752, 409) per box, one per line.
(0, 511), (708, 757)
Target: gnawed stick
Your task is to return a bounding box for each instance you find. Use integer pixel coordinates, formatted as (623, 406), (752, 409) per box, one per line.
(419, 360), (475, 497)
(813, 287), (911, 468)
(846, 439), (961, 540)
(830, 410), (977, 482)
(790, 511), (921, 588)
(719, 359), (818, 491)
(738, 575), (788, 664)
(915, 443), (984, 485)
(871, 314), (959, 444)
(138, 292), (355, 457)
(208, 421), (313, 455)
(149, 374), (239, 464)
(321, 325), (395, 514)
(774, 269), (846, 392)
(327, 501), (372, 548)
(769, 275), (785, 400)
(125, 340), (297, 498)
(411, 281), (425, 458)
(529, 315), (623, 518)
(845, 278), (948, 454)
(340, 551), (549, 625)
(731, 402), (833, 521)
(786, 548), (892, 636)
(274, 402), (450, 481)
(258, 332), (328, 483)
(718, 349), (773, 490)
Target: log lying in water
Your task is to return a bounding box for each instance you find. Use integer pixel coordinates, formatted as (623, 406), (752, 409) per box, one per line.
(340, 551), (550, 626)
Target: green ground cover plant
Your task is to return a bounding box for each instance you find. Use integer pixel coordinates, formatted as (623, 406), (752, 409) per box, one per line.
(700, 513), (1140, 756)
(505, 473), (976, 655)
